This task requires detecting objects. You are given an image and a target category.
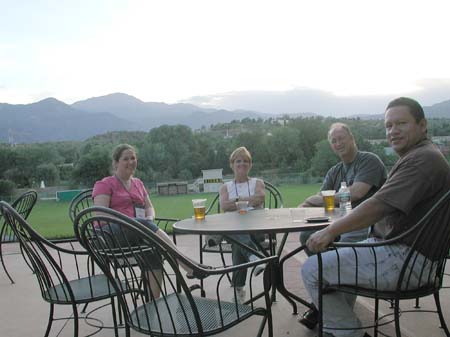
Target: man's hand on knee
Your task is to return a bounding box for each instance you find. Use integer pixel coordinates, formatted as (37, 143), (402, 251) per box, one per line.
(306, 228), (335, 253)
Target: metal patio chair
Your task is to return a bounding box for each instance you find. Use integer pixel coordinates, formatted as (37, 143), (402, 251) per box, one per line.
(0, 200), (125, 337)
(77, 206), (276, 337)
(0, 190), (38, 283)
(69, 188), (181, 314)
(314, 189), (450, 337)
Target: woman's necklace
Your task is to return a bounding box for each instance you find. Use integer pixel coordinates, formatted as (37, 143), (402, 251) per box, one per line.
(115, 175), (132, 191)
(234, 179), (251, 197)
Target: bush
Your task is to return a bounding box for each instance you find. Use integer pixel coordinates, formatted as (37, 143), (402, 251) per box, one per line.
(0, 179), (16, 198)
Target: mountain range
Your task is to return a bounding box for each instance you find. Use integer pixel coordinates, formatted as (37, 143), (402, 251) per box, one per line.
(1, 93), (450, 143)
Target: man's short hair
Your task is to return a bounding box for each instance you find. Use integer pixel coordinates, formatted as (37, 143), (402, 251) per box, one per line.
(327, 123), (354, 142)
(385, 97), (425, 123)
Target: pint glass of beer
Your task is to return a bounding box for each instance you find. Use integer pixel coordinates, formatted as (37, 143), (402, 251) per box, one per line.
(192, 199), (207, 220)
(321, 190), (336, 211)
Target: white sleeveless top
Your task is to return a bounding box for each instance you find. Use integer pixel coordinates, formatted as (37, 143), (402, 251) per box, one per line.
(225, 178), (259, 200)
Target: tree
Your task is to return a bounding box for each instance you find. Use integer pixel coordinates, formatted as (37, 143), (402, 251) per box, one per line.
(36, 163), (60, 186)
(291, 117), (329, 162)
(309, 140), (339, 176)
(266, 128), (307, 171)
(72, 147), (111, 187)
(4, 168), (30, 188)
(0, 146), (16, 178)
(145, 125), (202, 180)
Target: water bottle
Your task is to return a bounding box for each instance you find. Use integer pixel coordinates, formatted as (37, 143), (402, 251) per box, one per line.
(338, 182), (352, 212)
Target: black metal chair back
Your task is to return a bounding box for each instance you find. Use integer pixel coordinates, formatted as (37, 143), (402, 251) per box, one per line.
(70, 188), (179, 236)
(317, 188), (450, 337)
(69, 188), (94, 224)
(0, 201), (121, 337)
(0, 190), (38, 283)
(263, 181), (284, 209)
(77, 206), (275, 337)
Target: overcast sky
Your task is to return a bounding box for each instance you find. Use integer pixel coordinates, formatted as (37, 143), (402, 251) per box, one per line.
(1, 0), (450, 109)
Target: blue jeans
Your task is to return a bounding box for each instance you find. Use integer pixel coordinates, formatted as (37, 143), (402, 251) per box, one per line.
(231, 233), (264, 287)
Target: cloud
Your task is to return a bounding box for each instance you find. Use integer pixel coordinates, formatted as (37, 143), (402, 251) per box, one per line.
(181, 79), (450, 116)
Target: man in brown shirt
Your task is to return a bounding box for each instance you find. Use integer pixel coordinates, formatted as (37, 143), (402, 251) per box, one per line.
(301, 97), (450, 337)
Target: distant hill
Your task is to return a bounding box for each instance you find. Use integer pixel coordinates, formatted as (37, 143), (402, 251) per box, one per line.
(425, 99), (450, 118)
(0, 98), (136, 143)
(1, 93), (450, 143)
(0, 94), (267, 143)
(72, 93), (264, 130)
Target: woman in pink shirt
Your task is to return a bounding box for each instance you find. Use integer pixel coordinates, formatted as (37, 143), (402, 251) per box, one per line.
(93, 144), (188, 298)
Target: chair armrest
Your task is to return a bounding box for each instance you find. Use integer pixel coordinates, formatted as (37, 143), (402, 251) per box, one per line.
(331, 236), (401, 249)
(49, 237), (78, 244)
(188, 255), (278, 280)
(43, 239), (90, 256)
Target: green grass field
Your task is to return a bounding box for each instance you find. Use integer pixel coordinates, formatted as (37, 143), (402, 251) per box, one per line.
(27, 183), (320, 239)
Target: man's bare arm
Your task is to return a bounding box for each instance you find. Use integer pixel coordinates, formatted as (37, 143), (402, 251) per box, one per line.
(298, 194), (323, 207)
(307, 197), (394, 253)
(348, 181), (373, 202)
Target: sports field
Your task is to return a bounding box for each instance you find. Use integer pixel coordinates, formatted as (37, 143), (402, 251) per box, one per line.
(27, 183), (320, 239)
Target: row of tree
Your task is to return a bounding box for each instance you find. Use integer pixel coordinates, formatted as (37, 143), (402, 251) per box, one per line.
(3, 114), (448, 194)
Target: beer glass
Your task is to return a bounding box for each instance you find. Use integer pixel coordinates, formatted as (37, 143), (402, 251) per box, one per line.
(192, 199), (207, 220)
(321, 190), (336, 211)
(235, 200), (249, 214)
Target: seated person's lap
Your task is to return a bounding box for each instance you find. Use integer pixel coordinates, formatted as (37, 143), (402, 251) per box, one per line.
(97, 218), (162, 269)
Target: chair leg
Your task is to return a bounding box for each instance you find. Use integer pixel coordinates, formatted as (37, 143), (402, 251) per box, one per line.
(257, 316), (266, 337)
(434, 292), (450, 336)
(72, 303), (79, 337)
(110, 297), (119, 337)
(257, 314), (273, 337)
(199, 235), (205, 297)
(0, 241), (15, 284)
(414, 297), (420, 308)
(267, 307), (274, 337)
(394, 299), (402, 337)
(81, 303), (88, 313)
(44, 304), (55, 337)
(374, 298), (379, 337)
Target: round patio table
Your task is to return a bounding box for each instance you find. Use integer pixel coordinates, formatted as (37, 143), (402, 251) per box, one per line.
(173, 207), (343, 313)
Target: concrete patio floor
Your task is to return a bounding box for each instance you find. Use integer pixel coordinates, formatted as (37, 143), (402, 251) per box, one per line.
(1, 233), (449, 337)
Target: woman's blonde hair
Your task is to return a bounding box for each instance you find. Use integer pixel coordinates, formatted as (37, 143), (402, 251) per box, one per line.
(229, 146), (252, 166)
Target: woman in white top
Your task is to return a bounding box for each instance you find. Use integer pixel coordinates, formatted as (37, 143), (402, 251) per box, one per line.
(219, 146), (265, 303)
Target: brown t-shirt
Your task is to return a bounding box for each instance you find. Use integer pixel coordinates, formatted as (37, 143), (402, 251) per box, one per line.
(372, 139), (450, 254)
